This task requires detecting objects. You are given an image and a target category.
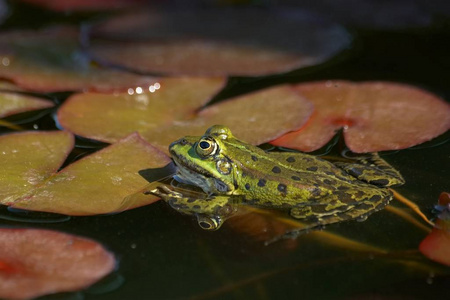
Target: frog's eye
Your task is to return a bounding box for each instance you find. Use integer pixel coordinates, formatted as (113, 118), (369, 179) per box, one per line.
(196, 138), (218, 157)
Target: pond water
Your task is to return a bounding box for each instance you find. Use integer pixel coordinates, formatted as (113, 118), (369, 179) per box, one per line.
(0, 1), (449, 299)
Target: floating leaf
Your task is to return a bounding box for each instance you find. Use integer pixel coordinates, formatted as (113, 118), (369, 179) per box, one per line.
(0, 228), (115, 299)
(272, 81), (450, 152)
(0, 27), (156, 92)
(18, 0), (145, 11)
(58, 77), (225, 143)
(140, 85), (314, 152)
(418, 192), (450, 266)
(89, 9), (351, 76)
(58, 83), (313, 153)
(419, 220), (450, 267)
(0, 131), (173, 215)
(0, 131), (74, 203)
(0, 80), (23, 91)
(0, 92), (54, 118)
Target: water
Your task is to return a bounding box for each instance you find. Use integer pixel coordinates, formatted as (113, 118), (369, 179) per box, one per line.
(0, 2), (449, 299)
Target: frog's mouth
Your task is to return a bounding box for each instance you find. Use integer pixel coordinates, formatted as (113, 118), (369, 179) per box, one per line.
(173, 159), (213, 192)
(170, 153), (232, 194)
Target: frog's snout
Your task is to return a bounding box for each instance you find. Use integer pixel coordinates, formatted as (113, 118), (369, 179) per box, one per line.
(169, 138), (188, 155)
(169, 138), (188, 148)
(178, 138), (189, 146)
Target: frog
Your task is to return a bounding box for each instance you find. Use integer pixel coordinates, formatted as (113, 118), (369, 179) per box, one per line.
(148, 125), (405, 234)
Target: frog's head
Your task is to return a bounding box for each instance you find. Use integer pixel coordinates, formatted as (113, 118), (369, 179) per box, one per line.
(169, 125), (237, 195)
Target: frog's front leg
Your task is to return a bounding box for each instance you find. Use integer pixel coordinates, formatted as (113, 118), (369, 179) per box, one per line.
(334, 153), (404, 187)
(147, 185), (238, 230)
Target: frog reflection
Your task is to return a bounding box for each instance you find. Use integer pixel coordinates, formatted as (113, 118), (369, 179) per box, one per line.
(149, 125), (404, 232)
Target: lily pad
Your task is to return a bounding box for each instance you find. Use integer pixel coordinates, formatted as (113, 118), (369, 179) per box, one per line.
(140, 85), (314, 151)
(58, 77), (226, 143)
(271, 81), (450, 152)
(419, 221), (450, 267)
(419, 193), (450, 267)
(89, 8), (351, 76)
(58, 83), (313, 153)
(0, 131), (74, 202)
(0, 27), (156, 92)
(419, 226), (450, 266)
(0, 80), (23, 91)
(0, 92), (54, 117)
(0, 131), (173, 215)
(0, 228), (115, 299)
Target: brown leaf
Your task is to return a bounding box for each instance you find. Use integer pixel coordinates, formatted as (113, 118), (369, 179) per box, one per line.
(0, 27), (156, 92)
(0, 228), (115, 300)
(0, 92), (54, 118)
(57, 77), (226, 143)
(89, 9), (351, 76)
(0, 131), (172, 215)
(272, 81), (450, 152)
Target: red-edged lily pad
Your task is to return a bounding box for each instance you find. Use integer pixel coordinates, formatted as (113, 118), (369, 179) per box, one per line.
(0, 131), (172, 215)
(272, 81), (450, 152)
(89, 9), (351, 76)
(419, 221), (450, 267)
(419, 193), (450, 266)
(140, 85), (314, 151)
(0, 27), (156, 92)
(0, 228), (115, 299)
(58, 83), (313, 153)
(0, 92), (54, 117)
(18, 0), (145, 11)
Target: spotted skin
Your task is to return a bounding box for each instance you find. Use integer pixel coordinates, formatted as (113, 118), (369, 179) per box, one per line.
(149, 125), (405, 233)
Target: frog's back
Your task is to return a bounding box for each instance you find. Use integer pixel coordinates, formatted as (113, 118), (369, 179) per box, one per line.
(224, 139), (369, 207)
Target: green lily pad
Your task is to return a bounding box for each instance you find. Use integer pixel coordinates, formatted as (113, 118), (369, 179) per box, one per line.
(0, 92), (54, 118)
(0, 228), (115, 299)
(89, 9), (351, 76)
(0, 80), (23, 91)
(58, 83), (313, 153)
(272, 81), (450, 152)
(0, 131), (173, 215)
(140, 85), (314, 152)
(58, 77), (226, 144)
(0, 27), (156, 92)
(0, 131), (74, 203)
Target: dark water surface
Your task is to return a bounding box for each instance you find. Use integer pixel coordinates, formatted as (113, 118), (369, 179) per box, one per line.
(1, 2), (449, 299)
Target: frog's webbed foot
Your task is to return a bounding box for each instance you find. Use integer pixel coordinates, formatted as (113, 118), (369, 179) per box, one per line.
(146, 185), (240, 230)
(289, 199), (389, 225)
(280, 190), (393, 245)
(335, 153), (404, 187)
(146, 185), (184, 200)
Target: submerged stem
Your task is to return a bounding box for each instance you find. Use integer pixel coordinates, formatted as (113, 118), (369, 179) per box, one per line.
(390, 189), (435, 227)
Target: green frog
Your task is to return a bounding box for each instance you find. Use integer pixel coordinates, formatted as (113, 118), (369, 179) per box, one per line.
(149, 125), (404, 233)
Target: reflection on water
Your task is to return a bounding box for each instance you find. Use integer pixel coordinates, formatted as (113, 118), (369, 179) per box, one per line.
(84, 272), (125, 295)
(0, 2), (449, 300)
(1, 206), (71, 223)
